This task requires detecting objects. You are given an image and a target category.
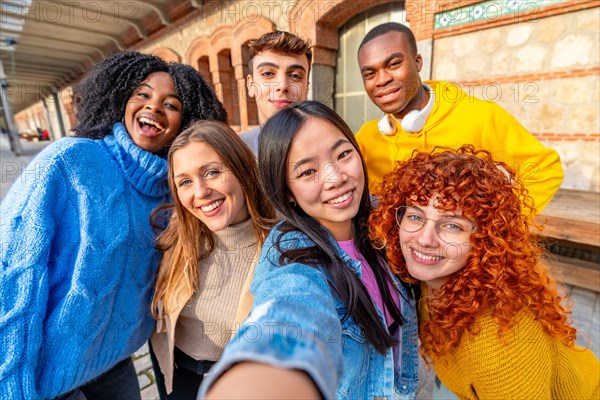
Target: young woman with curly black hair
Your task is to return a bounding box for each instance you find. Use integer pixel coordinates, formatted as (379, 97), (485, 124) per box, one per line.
(0, 51), (227, 400)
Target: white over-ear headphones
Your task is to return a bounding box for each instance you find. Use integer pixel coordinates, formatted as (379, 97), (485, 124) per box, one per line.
(378, 84), (435, 135)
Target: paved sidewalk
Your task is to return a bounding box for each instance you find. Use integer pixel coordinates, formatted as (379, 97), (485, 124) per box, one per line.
(2, 135), (598, 399)
(133, 343), (159, 399)
(0, 135), (50, 199)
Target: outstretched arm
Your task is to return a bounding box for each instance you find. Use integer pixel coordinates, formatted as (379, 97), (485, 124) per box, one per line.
(206, 362), (321, 399)
(198, 231), (345, 399)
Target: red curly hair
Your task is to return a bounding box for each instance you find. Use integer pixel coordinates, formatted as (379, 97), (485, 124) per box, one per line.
(369, 145), (576, 358)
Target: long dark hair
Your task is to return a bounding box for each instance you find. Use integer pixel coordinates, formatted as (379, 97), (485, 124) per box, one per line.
(73, 51), (227, 139)
(258, 101), (409, 354)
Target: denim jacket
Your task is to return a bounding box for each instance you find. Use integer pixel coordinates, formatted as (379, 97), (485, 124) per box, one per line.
(198, 223), (419, 399)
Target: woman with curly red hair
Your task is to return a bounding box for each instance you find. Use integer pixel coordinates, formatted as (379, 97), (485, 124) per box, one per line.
(370, 145), (599, 399)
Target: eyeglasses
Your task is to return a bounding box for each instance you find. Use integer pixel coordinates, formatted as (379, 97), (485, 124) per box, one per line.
(395, 206), (476, 244)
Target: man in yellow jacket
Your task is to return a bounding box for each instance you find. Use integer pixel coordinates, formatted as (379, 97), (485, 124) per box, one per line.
(356, 22), (563, 213)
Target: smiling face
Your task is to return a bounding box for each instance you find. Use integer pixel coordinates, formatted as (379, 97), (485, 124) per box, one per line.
(172, 141), (249, 232)
(247, 50), (310, 125)
(124, 71), (182, 153)
(358, 31), (424, 119)
(286, 118), (364, 240)
(398, 197), (472, 291)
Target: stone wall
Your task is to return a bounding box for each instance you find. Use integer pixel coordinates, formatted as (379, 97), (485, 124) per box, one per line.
(431, 8), (600, 191)
(129, 1), (312, 132)
(137, 1), (296, 62)
(12, 1), (599, 191)
(143, 2), (599, 190)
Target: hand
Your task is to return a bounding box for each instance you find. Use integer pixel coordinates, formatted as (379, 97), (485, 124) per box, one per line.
(205, 361), (322, 399)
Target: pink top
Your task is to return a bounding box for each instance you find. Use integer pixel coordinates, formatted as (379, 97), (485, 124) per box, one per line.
(337, 239), (400, 325)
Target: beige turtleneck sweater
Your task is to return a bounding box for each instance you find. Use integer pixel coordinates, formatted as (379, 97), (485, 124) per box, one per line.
(174, 218), (257, 361)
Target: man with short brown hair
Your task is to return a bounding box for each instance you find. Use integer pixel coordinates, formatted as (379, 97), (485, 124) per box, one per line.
(240, 30), (312, 155)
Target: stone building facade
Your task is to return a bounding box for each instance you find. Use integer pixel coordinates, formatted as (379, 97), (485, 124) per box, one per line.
(15, 0), (600, 191)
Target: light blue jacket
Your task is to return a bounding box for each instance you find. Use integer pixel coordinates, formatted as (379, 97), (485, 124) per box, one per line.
(199, 222), (419, 399)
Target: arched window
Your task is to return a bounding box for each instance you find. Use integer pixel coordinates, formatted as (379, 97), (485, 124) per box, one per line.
(241, 41), (258, 127)
(196, 55), (213, 89)
(217, 49), (240, 127)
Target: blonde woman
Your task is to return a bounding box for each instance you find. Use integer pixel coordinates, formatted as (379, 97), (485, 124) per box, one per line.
(149, 120), (276, 399)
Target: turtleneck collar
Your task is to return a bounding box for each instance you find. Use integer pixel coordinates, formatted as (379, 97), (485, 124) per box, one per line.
(212, 218), (257, 251)
(103, 122), (170, 198)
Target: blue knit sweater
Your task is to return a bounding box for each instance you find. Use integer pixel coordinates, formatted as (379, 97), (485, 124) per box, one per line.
(0, 123), (169, 399)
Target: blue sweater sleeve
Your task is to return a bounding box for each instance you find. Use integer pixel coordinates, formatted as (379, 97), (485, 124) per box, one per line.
(0, 147), (64, 399)
(198, 229), (345, 399)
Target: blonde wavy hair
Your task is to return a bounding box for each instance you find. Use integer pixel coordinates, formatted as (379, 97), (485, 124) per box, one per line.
(150, 120), (276, 319)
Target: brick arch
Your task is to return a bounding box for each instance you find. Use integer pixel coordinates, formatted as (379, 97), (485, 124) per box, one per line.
(232, 15), (274, 50)
(231, 15), (274, 79)
(232, 16), (274, 129)
(151, 47), (181, 63)
(186, 36), (211, 70)
(185, 36), (214, 89)
(207, 26), (236, 127)
(210, 25), (234, 58)
(289, 0), (398, 66)
(186, 18), (277, 131)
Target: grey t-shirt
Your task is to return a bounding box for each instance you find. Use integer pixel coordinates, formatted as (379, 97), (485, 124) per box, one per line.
(239, 127), (260, 157)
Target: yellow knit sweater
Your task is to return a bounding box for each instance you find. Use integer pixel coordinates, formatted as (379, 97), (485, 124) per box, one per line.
(428, 310), (600, 399)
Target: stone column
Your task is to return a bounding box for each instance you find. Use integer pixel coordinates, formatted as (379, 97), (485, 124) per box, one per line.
(234, 64), (248, 131)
